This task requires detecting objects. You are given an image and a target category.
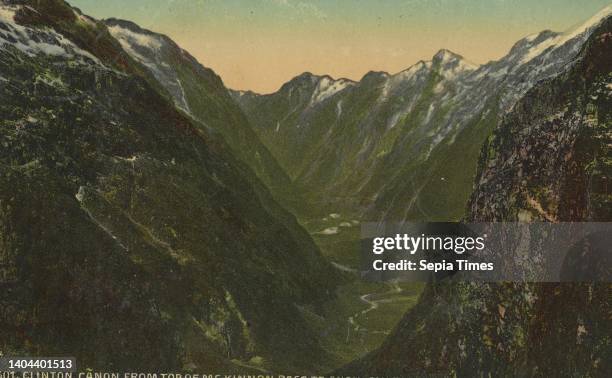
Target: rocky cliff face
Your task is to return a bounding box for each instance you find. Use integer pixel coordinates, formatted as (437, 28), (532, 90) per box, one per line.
(235, 6), (611, 222)
(339, 15), (611, 377)
(468, 28), (611, 223)
(0, 0), (337, 372)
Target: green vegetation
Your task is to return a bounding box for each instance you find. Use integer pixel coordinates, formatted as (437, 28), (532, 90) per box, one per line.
(4, 2), (609, 376)
(301, 212), (424, 366)
(339, 16), (612, 377)
(0, 5), (338, 373)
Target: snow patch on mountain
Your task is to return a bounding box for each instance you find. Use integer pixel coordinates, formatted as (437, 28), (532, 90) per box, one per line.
(423, 103), (435, 125)
(454, 59), (479, 73)
(520, 5), (612, 64)
(471, 65), (508, 81)
(380, 50), (476, 102)
(387, 112), (402, 129)
(175, 78), (191, 115)
(433, 49), (479, 79)
(524, 32), (540, 43)
(433, 49), (460, 64)
(379, 61), (431, 102)
(336, 100), (343, 117)
(310, 76), (354, 104)
(0, 5), (101, 64)
(395, 61), (430, 81)
(108, 22), (192, 116)
(108, 24), (163, 63)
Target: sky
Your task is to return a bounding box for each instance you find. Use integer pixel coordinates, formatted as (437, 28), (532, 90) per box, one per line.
(70, 0), (611, 93)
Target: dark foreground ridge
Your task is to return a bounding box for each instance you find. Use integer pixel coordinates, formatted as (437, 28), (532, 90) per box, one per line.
(0, 0), (338, 372)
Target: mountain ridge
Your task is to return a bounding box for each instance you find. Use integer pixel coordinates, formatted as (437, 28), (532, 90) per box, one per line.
(237, 47), (476, 97)
(233, 6), (612, 222)
(104, 16), (309, 216)
(1, 0), (609, 374)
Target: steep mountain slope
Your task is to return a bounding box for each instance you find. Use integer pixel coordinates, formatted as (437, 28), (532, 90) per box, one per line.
(104, 18), (304, 214)
(0, 0), (337, 372)
(339, 15), (611, 377)
(104, 15), (426, 372)
(234, 72), (357, 180)
(235, 6), (612, 221)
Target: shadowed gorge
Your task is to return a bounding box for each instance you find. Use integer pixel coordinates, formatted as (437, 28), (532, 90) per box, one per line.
(0, 0), (610, 376)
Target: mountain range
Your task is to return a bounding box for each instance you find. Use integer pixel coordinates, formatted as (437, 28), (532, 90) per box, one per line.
(233, 6), (611, 222)
(0, 0), (610, 375)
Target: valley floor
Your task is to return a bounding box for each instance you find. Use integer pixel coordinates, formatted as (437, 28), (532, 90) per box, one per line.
(301, 212), (424, 367)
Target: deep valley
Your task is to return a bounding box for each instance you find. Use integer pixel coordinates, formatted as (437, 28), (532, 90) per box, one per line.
(0, 0), (610, 376)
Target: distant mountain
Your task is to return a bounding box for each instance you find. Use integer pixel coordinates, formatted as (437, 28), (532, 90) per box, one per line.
(339, 13), (611, 377)
(234, 5), (612, 221)
(1, 0), (610, 375)
(0, 0), (337, 372)
(104, 18), (305, 215)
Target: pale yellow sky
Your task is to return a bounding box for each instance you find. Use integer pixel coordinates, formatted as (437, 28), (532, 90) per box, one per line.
(169, 25), (520, 93)
(71, 0), (612, 93)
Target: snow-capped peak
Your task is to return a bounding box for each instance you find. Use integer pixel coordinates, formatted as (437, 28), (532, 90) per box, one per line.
(394, 60), (430, 80)
(519, 4), (611, 64)
(433, 49), (462, 64)
(310, 76), (354, 104)
(432, 49), (479, 79)
(566, 4), (612, 38)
